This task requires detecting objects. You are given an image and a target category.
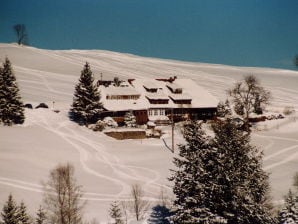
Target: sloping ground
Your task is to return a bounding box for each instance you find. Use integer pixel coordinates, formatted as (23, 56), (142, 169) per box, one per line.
(0, 44), (297, 222)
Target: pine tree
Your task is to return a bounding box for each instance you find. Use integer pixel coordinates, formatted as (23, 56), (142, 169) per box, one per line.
(169, 121), (226, 223)
(1, 194), (19, 224)
(278, 190), (298, 224)
(70, 62), (102, 125)
(109, 201), (123, 224)
(253, 93), (263, 114)
(224, 99), (232, 116)
(0, 57), (25, 125)
(217, 101), (226, 117)
(210, 119), (275, 223)
(233, 102), (244, 116)
(217, 100), (232, 118)
(17, 202), (30, 224)
(35, 206), (46, 224)
(124, 111), (136, 127)
(170, 120), (275, 223)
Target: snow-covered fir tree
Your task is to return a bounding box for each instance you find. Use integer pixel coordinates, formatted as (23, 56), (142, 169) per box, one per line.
(170, 119), (275, 223)
(217, 100), (232, 118)
(233, 102), (244, 116)
(124, 111), (136, 127)
(224, 99), (232, 116)
(70, 62), (103, 125)
(17, 202), (30, 224)
(253, 93), (263, 114)
(1, 194), (19, 224)
(210, 119), (275, 224)
(109, 201), (123, 224)
(169, 121), (226, 223)
(278, 190), (298, 224)
(35, 206), (46, 224)
(217, 101), (226, 117)
(0, 57), (25, 125)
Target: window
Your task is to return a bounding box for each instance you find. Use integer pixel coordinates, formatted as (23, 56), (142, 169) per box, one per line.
(160, 109), (164, 115)
(154, 110), (158, 116)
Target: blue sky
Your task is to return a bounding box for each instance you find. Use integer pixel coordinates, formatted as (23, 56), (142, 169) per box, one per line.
(1, 0), (298, 69)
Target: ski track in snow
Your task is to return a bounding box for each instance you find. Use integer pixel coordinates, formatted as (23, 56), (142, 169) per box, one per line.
(1, 44), (298, 218)
(0, 109), (167, 202)
(254, 133), (298, 171)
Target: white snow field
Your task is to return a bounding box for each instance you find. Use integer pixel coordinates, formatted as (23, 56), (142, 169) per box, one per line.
(0, 43), (298, 222)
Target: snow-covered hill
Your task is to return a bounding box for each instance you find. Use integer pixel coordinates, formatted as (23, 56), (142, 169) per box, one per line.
(0, 43), (297, 223)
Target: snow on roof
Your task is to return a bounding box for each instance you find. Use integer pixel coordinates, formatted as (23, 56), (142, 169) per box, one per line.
(101, 99), (147, 111)
(99, 85), (145, 111)
(145, 92), (169, 100)
(173, 79), (219, 108)
(99, 78), (218, 111)
(166, 82), (182, 90)
(143, 81), (160, 89)
(169, 93), (192, 100)
(101, 86), (140, 96)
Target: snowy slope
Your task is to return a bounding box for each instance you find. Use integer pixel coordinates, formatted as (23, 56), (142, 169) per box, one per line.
(0, 43), (297, 223)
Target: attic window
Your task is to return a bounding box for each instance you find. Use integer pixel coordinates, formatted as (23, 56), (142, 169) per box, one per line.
(166, 84), (182, 94)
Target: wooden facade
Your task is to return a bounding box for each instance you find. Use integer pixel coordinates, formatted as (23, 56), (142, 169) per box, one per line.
(99, 109), (148, 125)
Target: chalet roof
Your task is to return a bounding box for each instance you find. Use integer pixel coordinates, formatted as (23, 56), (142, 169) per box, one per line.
(99, 78), (219, 111)
(173, 79), (219, 108)
(143, 81), (160, 90)
(101, 86), (140, 96)
(169, 93), (192, 100)
(166, 82), (182, 90)
(99, 85), (144, 111)
(145, 92), (169, 100)
(101, 100), (146, 111)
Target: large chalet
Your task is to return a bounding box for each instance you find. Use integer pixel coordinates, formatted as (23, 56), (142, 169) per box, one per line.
(97, 77), (218, 125)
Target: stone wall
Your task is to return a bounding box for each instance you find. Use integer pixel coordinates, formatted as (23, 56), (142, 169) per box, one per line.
(104, 130), (146, 140)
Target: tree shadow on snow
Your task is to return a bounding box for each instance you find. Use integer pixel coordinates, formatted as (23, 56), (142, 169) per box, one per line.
(162, 139), (174, 153)
(147, 205), (173, 224)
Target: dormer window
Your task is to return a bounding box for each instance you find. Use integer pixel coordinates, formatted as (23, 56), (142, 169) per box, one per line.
(166, 83), (183, 94)
(143, 81), (160, 93)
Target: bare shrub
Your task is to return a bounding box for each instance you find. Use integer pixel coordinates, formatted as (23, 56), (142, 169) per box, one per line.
(130, 184), (150, 221)
(42, 163), (85, 224)
(283, 106), (295, 116)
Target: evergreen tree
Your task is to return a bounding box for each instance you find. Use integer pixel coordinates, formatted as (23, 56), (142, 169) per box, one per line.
(35, 206), (46, 224)
(1, 194), (19, 224)
(124, 111), (136, 127)
(109, 201), (123, 224)
(210, 119), (275, 223)
(170, 120), (275, 223)
(169, 121), (226, 223)
(0, 57), (25, 125)
(224, 99), (232, 116)
(217, 100), (232, 118)
(17, 202), (30, 224)
(217, 101), (226, 117)
(70, 62), (102, 125)
(253, 93), (263, 114)
(233, 102), (244, 116)
(278, 190), (298, 224)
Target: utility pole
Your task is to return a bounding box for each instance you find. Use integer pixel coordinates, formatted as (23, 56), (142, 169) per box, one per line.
(171, 107), (174, 153)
